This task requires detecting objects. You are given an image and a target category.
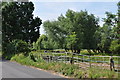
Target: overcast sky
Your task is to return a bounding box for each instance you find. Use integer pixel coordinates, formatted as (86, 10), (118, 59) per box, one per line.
(29, 0), (119, 34)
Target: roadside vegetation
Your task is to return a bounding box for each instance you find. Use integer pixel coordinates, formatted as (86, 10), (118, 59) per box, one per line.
(11, 53), (118, 78)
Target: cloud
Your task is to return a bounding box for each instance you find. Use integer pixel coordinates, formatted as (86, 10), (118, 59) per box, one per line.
(32, 1), (118, 34)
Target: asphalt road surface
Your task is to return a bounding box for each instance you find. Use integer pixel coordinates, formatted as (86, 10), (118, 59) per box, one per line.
(1, 60), (64, 78)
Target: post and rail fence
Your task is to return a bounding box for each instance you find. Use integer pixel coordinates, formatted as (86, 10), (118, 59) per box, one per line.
(33, 51), (120, 71)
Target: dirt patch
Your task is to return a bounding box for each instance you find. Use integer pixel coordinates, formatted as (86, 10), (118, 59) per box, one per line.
(74, 62), (120, 70)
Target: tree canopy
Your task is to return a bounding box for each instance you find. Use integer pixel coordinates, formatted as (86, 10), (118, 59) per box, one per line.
(43, 10), (99, 53)
(2, 2), (42, 55)
(2, 2), (42, 44)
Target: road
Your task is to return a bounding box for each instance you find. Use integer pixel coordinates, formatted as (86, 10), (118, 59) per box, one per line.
(1, 60), (64, 78)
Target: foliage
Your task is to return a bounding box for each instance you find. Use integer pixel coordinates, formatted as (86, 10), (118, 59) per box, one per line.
(43, 20), (65, 49)
(97, 11), (118, 54)
(13, 39), (30, 54)
(110, 39), (120, 54)
(2, 2), (42, 55)
(66, 32), (77, 52)
(99, 25), (113, 53)
(11, 53), (35, 65)
(43, 10), (99, 53)
(42, 2), (120, 55)
(2, 2), (42, 43)
(35, 34), (47, 50)
(2, 39), (30, 59)
(33, 34), (60, 50)
(117, 1), (120, 39)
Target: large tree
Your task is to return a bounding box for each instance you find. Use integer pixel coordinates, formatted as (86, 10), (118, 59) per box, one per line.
(2, 2), (42, 43)
(43, 9), (99, 53)
(97, 1), (119, 54)
(43, 20), (66, 49)
(2, 2), (42, 54)
(99, 12), (118, 53)
(109, 1), (120, 55)
(117, 1), (120, 39)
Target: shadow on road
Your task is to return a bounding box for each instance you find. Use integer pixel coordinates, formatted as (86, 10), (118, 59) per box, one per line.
(0, 59), (10, 62)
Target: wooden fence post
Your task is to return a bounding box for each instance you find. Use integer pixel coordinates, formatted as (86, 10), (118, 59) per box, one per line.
(77, 54), (79, 63)
(49, 53), (51, 62)
(65, 52), (67, 63)
(89, 55), (91, 68)
(82, 55), (84, 62)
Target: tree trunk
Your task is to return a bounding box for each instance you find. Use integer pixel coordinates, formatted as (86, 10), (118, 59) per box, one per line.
(87, 50), (92, 54)
(92, 49), (97, 53)
(74, 50), (77, 53)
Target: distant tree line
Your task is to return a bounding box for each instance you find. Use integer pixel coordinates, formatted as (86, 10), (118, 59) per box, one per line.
(33, 2), (120, 55)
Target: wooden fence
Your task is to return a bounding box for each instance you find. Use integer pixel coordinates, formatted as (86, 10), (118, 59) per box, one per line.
(40, 52), (119, 63)
(30, 52), (120, 69)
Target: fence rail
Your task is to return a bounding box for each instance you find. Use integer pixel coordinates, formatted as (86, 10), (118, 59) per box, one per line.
(39, 52), (119, 64)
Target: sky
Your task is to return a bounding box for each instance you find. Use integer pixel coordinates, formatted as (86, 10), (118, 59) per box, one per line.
(29, 0), (119, 34)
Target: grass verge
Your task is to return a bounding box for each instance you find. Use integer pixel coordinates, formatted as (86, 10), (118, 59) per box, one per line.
(11, 53), (118, 79)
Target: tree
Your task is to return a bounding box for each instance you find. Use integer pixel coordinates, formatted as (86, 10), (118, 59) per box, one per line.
(43, 9), (99, 53)
(110, 40), (120, 55)
(33, 34), (59, 50)
(99, 24), (113, 53)
(66, 32), (77, 52)
(99, 2), (120, 54)
(2, 2), (42, 53)
(43, 20), (66, 49)
(117, 1), (120, 39)
(2, 2), (42, 43)
(99, 12), (118, 53)
(35, 34), (48, 50)
(109, 2), (120, 55)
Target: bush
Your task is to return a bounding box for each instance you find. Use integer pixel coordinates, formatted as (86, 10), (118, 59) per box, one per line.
(2, 42), (16, 59)
(2, 39), (30, 59)
(14, 39), (30, 54)
(11, 53), (35, 66)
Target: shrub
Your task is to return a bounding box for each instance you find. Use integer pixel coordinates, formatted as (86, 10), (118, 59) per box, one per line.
(13, 39), (30, 54)
(11, 53), (35, 66)
(2, 42), (16, 59)
(2, 39), (31, 59)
